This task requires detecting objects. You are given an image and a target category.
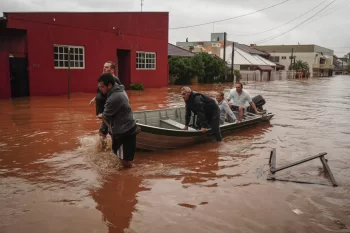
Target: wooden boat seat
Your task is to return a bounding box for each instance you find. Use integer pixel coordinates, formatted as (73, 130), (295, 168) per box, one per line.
(160, 118), (197, 131)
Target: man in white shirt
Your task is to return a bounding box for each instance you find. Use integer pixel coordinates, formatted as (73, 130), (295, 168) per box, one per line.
(216, 91), (237, 125)
(227, 82), (260, 121)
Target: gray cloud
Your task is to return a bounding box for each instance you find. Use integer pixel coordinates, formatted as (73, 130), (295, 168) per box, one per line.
(0, 0), (349, 56)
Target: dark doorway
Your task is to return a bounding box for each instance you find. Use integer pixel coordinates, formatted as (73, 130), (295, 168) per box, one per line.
(117, 49), (131, 89)
(9, 57), (29, 98)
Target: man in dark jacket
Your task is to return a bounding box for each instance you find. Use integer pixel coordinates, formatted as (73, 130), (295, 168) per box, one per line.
(97, 73), (137, 168)
(90, 61), (121, 138)
(181, 86), (222, 142)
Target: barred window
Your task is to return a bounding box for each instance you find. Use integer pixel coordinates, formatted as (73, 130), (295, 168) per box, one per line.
(136, 51), (156, 70)
(54, 45), (85, 69)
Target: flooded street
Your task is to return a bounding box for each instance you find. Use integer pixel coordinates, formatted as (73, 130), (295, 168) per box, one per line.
(1, 76), (350, 233)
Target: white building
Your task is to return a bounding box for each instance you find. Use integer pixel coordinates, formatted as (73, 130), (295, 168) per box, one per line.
(253, 45), (334, 78)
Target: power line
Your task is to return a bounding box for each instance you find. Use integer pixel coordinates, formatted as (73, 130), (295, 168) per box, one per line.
(231, 0), (328, 37)
(301, 0), (349, 26)
(254, 0), (337, 44)
(254, 0), (336, 44)
(169, 0), (291, 30)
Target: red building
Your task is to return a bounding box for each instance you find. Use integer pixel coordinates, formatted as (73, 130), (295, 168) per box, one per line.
(0, 12), (169, 99)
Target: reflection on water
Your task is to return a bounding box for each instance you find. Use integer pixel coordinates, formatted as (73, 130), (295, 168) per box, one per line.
(1, 76), (350, 233)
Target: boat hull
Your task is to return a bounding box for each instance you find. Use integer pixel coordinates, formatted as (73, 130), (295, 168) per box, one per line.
(133, 107), (274, 151)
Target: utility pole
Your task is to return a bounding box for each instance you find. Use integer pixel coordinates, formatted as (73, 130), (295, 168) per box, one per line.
(290, 48), (294, 70)
(141, 0), (144, 12)
(290, 48), (294, 79)
(293, 56), (296, 67)
(231, 42), (235, 84)
(223, 32), (227, 80)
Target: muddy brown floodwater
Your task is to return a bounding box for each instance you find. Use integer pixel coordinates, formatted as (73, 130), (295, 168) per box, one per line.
(1, 76), (350, 233)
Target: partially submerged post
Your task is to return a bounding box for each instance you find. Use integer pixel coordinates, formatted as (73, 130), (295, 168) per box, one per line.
(267, 149), (338, 187)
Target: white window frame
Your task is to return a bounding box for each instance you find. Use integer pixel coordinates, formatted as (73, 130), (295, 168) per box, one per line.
(136, 51), (156, 70)
(54, 44), (85, 69)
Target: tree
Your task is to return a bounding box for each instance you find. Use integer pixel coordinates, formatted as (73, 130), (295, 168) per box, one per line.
(168, 53), (226, 85)
(191, 54), (205, 79)
(289, 59), (310, 76)
(168, 56), (193, 85)
(196, 53), (226, 84)
(234, 70), (242, 82)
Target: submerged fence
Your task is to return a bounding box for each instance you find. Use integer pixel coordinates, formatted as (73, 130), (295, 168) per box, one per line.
(239, 70), (297, 83)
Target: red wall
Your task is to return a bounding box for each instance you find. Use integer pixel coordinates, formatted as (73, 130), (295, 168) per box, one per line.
(0, 52), (10, 98)
(1, 12), (169, 97)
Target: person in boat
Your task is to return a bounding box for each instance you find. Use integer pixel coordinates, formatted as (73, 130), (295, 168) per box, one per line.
(97, 73), (137, 168)
(89, 61), (121, 139)
(215, 91), (237, 125)
(181, 86), (222, 142)
(227, 82), (261, 121)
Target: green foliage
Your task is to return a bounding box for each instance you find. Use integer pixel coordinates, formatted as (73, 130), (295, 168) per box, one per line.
(169, 56), (197, 85)
(168, 53), (226, 85)
(130, 82), (144, 91)
(233, 69), (242, 82)
(289, 59), (310, 76)
(196, 53), (226, 84)
(191, 54), (205, 78)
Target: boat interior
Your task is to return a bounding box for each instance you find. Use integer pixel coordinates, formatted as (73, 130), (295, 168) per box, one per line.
(133, 107), (265, 131)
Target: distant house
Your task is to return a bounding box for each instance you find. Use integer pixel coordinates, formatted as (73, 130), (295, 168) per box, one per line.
(253, 44), (334, 78)
(233, 46), (276, 80)
(176, 33), (280, 80)
(339, 57), (349, 74)
(333, 55), (349, 75)
(168, 43), (195, 58)
(175, 32), (277, 70)
(235, 44), (270, 59)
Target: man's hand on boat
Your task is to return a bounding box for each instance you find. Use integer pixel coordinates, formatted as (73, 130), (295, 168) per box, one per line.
(200, 128), (207, 133)
(183, 125), (188, 130)
(89, 97), (96, 106)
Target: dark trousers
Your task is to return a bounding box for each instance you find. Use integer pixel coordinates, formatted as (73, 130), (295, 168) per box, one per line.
(96, 92), (109, 136)
(112, 126), (137, 161)
(207, 106), (222, 142)
(95, 92), (107, 115)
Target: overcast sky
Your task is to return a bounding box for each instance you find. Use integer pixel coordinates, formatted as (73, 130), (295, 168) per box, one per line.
(1, 0), (349, 57)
